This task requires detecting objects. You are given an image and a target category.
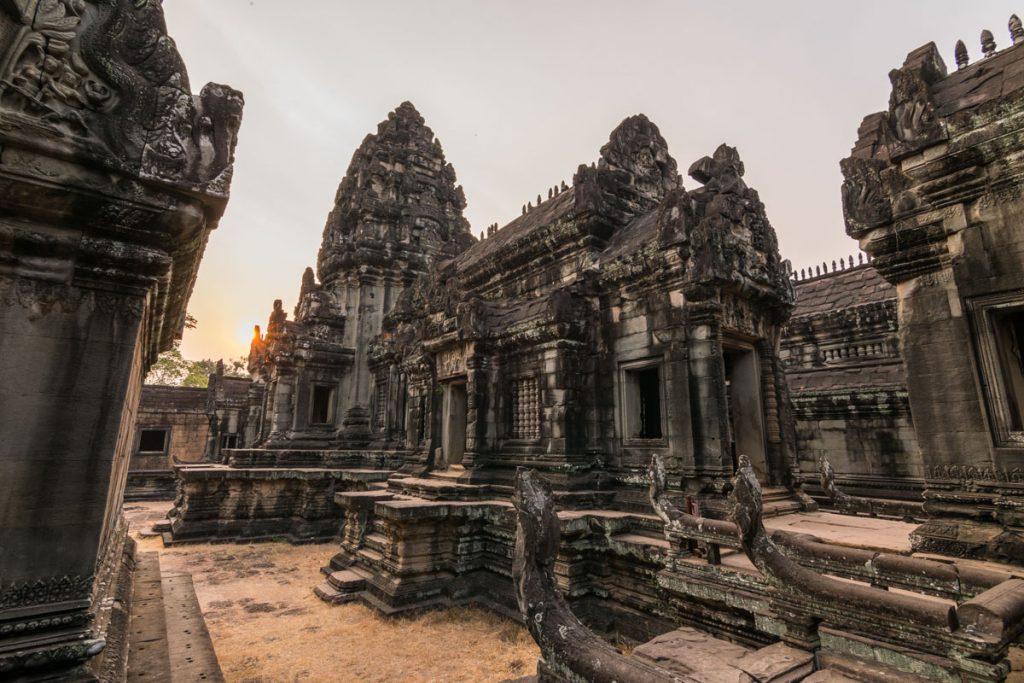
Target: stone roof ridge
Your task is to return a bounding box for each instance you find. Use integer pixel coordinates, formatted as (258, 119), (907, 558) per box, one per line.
(950, 15), (1024, 72)
(791, 252), (872, 283)
(790, 260), (895, 320)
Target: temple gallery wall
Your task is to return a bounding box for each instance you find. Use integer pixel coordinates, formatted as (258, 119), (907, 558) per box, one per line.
(3, 2), (1024, 681)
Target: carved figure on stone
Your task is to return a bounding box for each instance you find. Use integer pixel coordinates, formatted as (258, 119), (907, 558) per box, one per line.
(0, 0), (243, 189)
(885, 45), (947, 154)
(840, 156), (892, 235)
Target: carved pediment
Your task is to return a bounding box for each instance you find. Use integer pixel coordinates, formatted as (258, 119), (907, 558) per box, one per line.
(0, 0), (243, 194)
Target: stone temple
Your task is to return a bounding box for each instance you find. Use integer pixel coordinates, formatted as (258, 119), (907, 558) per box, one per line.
(3, 3), (1024, 682)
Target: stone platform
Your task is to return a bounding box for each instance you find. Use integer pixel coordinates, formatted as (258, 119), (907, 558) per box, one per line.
(317, 470), (1024, 683)
(162, 449), (406, 544)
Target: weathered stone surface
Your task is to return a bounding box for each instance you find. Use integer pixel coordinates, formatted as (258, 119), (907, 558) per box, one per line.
(841, 24), (1024, 565)
(0, 1), (241, 678)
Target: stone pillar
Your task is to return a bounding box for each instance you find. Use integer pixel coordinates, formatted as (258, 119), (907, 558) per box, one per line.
(686, 308), (731, 481)
(268, 372), (297, 443)
(462, 353), (488, 469)
(663, 340), (694, 478)
(541, 343), (569, 456)
(0, 3), (241, 678)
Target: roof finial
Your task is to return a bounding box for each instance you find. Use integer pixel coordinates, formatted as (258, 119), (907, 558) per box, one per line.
(859, 253), (865, 265)
(522, 204), (526, 215)
(561, 180), (568, 191)
(955, 40), (969, 69)
(800, 268), (806, 280)
(1011, 15), (1024, 44)
(982, 29), (997, 58)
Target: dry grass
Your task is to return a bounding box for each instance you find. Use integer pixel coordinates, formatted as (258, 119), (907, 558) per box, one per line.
(126, 503), (538, 683)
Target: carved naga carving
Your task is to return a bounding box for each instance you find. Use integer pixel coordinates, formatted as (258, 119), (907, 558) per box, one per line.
(731, 455), (959, 631)
(0, 0), (243, 192)
(512, 468), (688, 683)
(818, 457), (853, 511)
(648, 453), (739, 550)
(839, 156), (892, 238)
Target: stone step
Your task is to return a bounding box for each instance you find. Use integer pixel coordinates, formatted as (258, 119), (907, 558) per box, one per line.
(815, 653), (935, 683)
(610, 532), (670, 550)
(764, 499), (803, 517)
(358, 547), (385, 564)
(327, 568), (368, 592)
(126, 552), (224, 683)
(761, 487), (792, 501)
(363, 532), (389, 553)
(632, 628), (813, 682)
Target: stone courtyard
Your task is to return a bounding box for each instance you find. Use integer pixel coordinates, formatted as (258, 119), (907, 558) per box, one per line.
(124, 501), (1024, 682)
(124, 502), (539, 682)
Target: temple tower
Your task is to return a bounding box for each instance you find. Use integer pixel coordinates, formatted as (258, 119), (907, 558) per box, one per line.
(248, 102), (473, 447)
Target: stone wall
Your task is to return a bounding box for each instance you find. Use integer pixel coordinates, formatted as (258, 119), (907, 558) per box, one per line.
(782, 264), (924, 502)
(842, 33), (1024, 562)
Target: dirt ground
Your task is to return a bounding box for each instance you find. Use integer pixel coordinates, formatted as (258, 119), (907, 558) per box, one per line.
(125, 502), (539, 683)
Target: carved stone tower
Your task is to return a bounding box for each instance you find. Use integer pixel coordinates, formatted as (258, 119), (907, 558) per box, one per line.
(248, 102), (473, 447)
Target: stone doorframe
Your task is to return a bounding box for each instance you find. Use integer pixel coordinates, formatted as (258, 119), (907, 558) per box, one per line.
(439, 378), (468, 469)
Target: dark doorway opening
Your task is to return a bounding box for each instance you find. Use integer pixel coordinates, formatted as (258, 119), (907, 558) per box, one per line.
(310, 385), (333, 425)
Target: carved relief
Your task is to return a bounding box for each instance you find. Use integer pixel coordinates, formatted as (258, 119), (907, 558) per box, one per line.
(0, 0), (114, 134)
(437, 345), (467, 379)
(840, 156), (892, 234)
(886, 65), (946, 154)
(0, 274), (144, 320)
(0, 573), (93, 611)
(928, 464), (1024, 483)
(0, 0), (243, 189)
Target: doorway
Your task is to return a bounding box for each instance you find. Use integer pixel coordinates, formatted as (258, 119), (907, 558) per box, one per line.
(723, 345), (768, 483)
(441, 381), (467, 468)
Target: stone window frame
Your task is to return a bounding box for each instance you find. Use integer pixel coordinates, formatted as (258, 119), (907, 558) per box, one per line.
(308, 384), (336, 426)
(507, 375), (541, 442)
(135, 427), (170, 456)
(968, 291), (1024, 448)
(372, 374), (389, 433)
(619, 358), (668, 446)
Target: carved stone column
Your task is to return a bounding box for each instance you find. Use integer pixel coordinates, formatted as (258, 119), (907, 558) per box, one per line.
(0, 2), (241, 679)
(685, 306), (731, 481)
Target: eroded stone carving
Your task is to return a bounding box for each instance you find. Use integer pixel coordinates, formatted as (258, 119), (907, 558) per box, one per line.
(0, 0), (243, 192)
(512, 468), (683, 683)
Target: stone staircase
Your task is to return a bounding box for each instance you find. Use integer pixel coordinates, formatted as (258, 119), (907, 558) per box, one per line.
(761, 486), (804, 517)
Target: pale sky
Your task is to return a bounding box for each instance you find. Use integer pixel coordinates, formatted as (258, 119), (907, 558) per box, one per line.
(163, 1), (1021, 361)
